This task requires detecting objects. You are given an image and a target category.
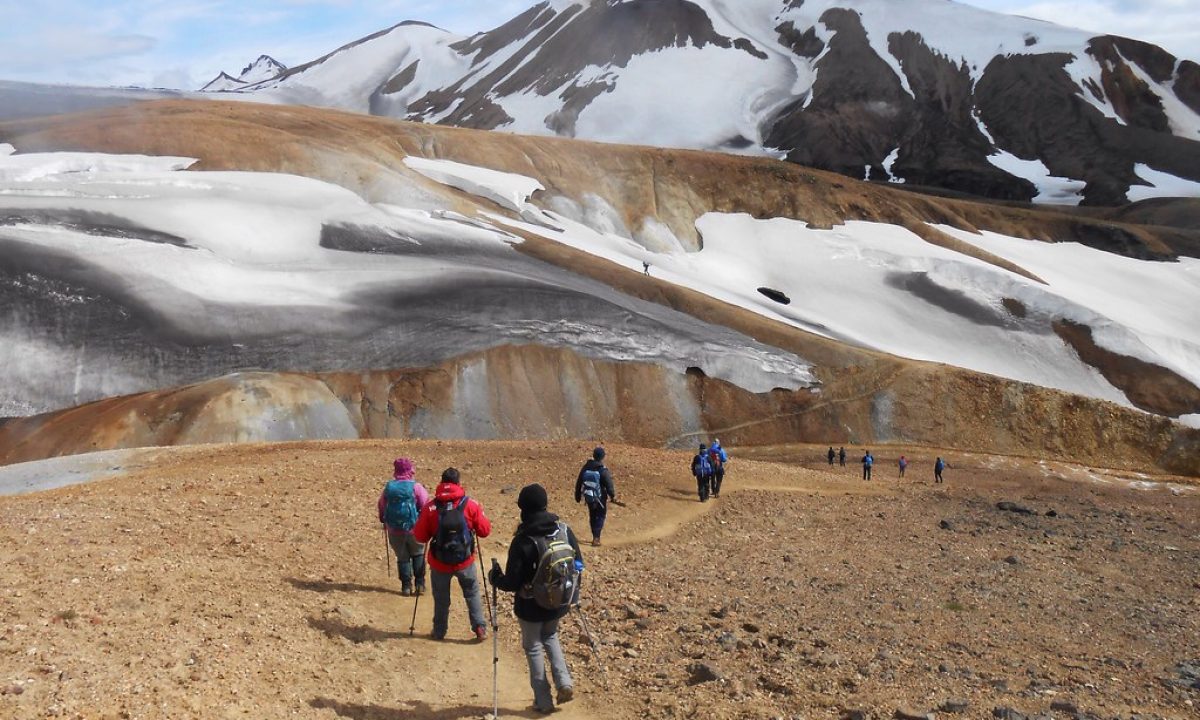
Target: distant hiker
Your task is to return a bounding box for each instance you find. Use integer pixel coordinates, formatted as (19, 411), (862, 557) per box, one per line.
(862, 450), (874, 481)
(827, 447), (836, 466)
(935, 457), (946, 484)
(898, 455), (908, 478)
(413, 467), (493, 641)
(642, 261), (650, 275)
(575, 446), (617, 546)
(838, 446), (846, 467)
(489, 483), (583, 714)
(692, 443), (715, 502)
(378, 457), (430, 596)
(709, 438), (729, 497)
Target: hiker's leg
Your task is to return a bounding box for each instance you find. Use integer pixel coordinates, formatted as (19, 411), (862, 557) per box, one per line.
(540, 616), (573, 693)
(390, 534), (413, 590)
(696, 475), (707, 501)
(520, 618), (554, 711)
(430, 568), (451, 638)
(402, 535), (425, 591)
(588, 502), (607, 542)
(457, 564), (486, 632)
(713, 467), (724, 495)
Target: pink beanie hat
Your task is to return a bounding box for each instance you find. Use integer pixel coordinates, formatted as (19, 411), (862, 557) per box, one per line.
(393, 457), (415, 480)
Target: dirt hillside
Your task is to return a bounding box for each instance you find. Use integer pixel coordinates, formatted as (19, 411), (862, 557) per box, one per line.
(1, 440), (1197, 719)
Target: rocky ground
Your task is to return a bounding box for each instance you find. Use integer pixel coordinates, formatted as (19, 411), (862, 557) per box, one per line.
(1, 440), (1197, 720)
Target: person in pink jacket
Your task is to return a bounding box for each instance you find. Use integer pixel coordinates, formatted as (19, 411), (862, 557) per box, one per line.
(377, 457), (430, 596)
(413, 467), (493, 641)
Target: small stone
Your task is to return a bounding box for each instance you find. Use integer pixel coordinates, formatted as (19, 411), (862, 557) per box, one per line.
(1048, 700), (1078, 714)
(939, 519), (954, 531)
(4, 684), (24, 695)
(992, 708), (1027, 720)
(742, 622), (761, 633)
(499, 486), (517, 495)
(717, 632), (738, 652)
(996, 501), (1036, 515)
(1004, 555), (1020, 565)
(624, 648), (639, 658)
(841, 710), (869, 720)
(939, 698), (969, 713)
(686, 663), (722, 685)
(894, 708), (934, 720)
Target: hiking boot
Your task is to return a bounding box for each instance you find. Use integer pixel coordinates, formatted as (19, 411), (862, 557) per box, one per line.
(557, 686), (574, 704)
(400, 584), (413, 597)
(430, 630), (446, 641)
(474, 625), (487, 642)
(414, 583), (425, 596)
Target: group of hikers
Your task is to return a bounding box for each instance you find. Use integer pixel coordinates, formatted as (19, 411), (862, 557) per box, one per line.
(377, 449), (617, 714)
(826, 446), (947, 483)
(376, 441), (736, 714)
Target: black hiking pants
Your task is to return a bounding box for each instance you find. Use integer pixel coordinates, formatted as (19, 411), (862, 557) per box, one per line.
(696, 474), (712, 501)
(712, 467), (725, 496)
(587, 500), (607, 541)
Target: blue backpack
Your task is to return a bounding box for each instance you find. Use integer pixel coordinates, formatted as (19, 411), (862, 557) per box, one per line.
(383, 480), (419, 531)
(581, 469), (602, 504)
(693, 452), (713, 477)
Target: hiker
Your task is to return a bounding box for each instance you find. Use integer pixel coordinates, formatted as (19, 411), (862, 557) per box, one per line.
(413, 467), (493, 641)
(709, 438), (729, 497)
(898, 455), (908, 478)
(862, 450), (874, 480)
(575, 446), (617, 546)
(489, 483), (583, 715)
(642, 261), (651, 275)
(935, 457), (946, 484)
(692, 443), (715, 502)
(838, 446), (846, 467)
(827, 447), (835, 466)
(377, 457), (430, 596)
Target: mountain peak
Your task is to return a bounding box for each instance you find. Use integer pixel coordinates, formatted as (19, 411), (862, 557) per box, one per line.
(237, 55), (286, 84)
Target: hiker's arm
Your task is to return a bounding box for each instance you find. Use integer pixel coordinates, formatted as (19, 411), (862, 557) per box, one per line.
(471, 501), (492, 539)
(412, 507), (434, 544)
(574, 468), (584, 503)
(602, 468), (616, 501)
(414, 483), (430, 512)
(377, 491), (387, 524)
(491, 538), (533, 592)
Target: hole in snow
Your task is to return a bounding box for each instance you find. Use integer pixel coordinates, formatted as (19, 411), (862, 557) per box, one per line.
(757, 287), (791, 305)
(685, 366), (707, 378)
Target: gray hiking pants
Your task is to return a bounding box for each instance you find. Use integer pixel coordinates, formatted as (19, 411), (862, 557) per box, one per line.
(387, 533), (425, 588)
(430, 563), (486, 637)
(519, 616), (573, 712)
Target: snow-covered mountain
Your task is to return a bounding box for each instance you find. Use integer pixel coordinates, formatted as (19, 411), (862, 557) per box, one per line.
(199, 55), (286, 92)
(235, 0), (1200, 205)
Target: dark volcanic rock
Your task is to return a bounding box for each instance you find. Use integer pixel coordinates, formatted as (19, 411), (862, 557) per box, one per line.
(996, 501), (1036, 515)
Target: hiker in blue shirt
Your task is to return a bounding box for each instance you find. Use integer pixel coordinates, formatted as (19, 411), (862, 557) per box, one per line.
(862, 450), (874, 481)
(709, 439), (729, 497)
(692, 443), (716, 502)
(935, 457), (946, 484)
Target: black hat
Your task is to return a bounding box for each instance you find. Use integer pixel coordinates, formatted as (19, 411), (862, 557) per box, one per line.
(517, 483), (548, 513)
(441, 467), (460, 484)
(699, 443), (707, 450)
(593, 446), (605, 460)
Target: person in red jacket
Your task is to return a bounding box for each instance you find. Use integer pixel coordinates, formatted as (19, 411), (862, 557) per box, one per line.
(413, 467), (493, 641)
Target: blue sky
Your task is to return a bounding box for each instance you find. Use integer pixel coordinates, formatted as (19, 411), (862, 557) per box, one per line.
(0, 0), (1196, 89)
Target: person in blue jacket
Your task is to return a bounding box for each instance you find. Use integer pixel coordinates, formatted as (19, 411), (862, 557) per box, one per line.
(709, 439), (729, 497)
(862, 450), (874, 480)
(935, 457), (946, 484)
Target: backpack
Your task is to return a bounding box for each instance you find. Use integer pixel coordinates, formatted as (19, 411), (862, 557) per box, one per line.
(708, 448), (723, 470)
(580, 469), (602, 504)
(693, 452), (713, 477)
(383, 480), (419, 531)
(521, 522), (580, 610)
(431, 497), (473, 565)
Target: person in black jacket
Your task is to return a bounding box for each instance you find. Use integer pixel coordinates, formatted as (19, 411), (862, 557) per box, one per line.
(489, 484), (583, 714)
(574, 446), (617, 546)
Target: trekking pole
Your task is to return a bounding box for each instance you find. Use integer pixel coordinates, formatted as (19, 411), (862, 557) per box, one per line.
(573, 602), (611, 689)
(382, 525), (391, 578)
(409, 571), (420, 636)
(477, 545), (499, 720)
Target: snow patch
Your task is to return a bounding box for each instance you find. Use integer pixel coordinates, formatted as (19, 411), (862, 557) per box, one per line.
(986, 150), (1086, 205)
(403, 156), (544, 212)
(1127, 164), (1200, 202)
